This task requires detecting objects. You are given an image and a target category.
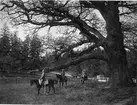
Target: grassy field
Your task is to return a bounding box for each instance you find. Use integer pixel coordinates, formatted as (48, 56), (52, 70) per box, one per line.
(0, 73), (135, 105)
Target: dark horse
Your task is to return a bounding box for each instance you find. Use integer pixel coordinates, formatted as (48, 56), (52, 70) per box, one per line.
(81, 75), (88, 84)
(30, 78), (58, 95)
(56, 74), (67, 87)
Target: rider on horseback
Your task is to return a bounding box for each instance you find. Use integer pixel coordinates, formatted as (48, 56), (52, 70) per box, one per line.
(82, 68), (88, 80)
(61, 69), (65, 79)
(39, 69), (46, 85)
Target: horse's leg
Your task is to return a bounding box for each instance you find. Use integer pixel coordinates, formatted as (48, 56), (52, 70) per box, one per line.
(83, 77), (84, 84)
(43, 85), (45, 94)
(62, 81), (64, 87)
(65, 80), (67, 86)
(59, 81), (61, 88)
(38, 87), (40, 95)
(61, 81), (63, 87)
(83, 77), (85, 84)
(48, 85), (51, 93)
(80, 78), (82, 83)
(52, 84), (55, 93)
(46, 86), (48, 93)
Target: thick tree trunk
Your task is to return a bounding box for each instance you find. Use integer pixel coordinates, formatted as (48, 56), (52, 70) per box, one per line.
(107, 49), (134, 88)
(100, 3), (134, 88)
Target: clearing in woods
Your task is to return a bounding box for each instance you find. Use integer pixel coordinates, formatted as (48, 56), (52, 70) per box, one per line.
(0, 72), (135, 105)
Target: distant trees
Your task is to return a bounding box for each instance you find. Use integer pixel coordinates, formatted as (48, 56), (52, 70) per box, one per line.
(29, 34), (43, 70)
(21, 35), (31, 70)
(0, 24), (11, 56)
(0, 24), (12, 73)
(10, 32), (22, 71)
(0, 24), (45, 73)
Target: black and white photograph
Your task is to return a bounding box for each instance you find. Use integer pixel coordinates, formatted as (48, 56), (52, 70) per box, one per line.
(0, 0), (136, 105)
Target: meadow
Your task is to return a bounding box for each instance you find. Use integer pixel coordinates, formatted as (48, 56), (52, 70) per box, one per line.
(0, 73), (135, 105)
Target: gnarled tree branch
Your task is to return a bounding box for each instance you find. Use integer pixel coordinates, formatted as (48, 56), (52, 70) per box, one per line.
(45, 52), (108, 72)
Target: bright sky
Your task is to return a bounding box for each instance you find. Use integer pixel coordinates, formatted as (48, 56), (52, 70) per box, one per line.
(0, 18), (61, 41)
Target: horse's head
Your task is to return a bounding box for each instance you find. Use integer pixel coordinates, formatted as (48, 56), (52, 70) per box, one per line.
(30, 80), (34, 86)
(56, 74), (61, 79)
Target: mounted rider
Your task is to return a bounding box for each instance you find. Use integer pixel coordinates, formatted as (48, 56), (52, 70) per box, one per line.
(81, 68), (88, 80)
(61, 69), (65, 79)
(39, 69), (46, 85)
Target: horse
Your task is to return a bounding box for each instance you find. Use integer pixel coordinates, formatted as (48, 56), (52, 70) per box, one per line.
(72, 74), (77, 78)
(81, 75), (88, 84)
(56, 74), (67, 87)
(30, 78), (58, 95)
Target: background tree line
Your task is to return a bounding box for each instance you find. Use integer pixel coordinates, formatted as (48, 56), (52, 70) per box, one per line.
(0, 24), (45, 73)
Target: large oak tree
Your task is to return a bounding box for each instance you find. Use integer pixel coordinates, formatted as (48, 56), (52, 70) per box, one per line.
(1, 0), (137, 88)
